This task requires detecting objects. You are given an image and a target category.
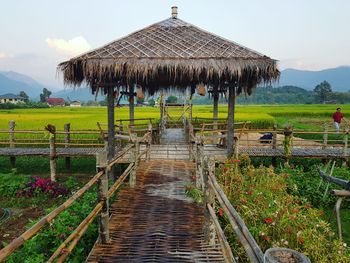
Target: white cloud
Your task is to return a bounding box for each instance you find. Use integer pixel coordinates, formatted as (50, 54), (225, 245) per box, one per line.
(46, 36), (91, 56)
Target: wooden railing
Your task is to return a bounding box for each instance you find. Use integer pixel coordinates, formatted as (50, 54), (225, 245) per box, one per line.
(195, 154), (264, 262)
(189, 121), (350, 161)
(0, 131), (151, 262)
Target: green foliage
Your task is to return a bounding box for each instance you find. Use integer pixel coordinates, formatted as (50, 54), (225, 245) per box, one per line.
(166, 95), (178, 103)
(147, 98), (155, 106)
(18, 91), (29, 103)
(39, 88), (52, 103)
(185, 185), (204, 205)
(314, 81), (333, 103)
(218, 159), (350, 262)
(6, 191), (98, 262)
(0, 172), (29, 197)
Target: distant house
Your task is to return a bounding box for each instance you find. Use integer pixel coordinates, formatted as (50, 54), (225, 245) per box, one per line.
(0, 93), (25, 104)
(69, 100), (81, 107)
(46, 98), (65, 107)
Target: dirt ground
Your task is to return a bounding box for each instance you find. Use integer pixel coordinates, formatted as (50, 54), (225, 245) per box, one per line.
(0, 206), (44, 247)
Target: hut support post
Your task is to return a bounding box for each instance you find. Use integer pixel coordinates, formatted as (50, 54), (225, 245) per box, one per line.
(96, 150), (110, 243)
(146, 123), (152, 161)
(49, 125), (57, 182)
(342, 127), (349, 166)
(64, 123), (71, 170)
(107, 86), (116, 181)
(9, 120), (16, 168)
(323, 123), (328, 150)
(129, 85), (134, 126)
(213, 85), (219, 130)
(203, 157), (216, 245)
(227, 87), (235, 157)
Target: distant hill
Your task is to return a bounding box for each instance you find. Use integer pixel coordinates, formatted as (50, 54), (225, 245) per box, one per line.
(0, 71), (44, 98)
(279, 66), (350, 92)
(52, 88), (106, 102)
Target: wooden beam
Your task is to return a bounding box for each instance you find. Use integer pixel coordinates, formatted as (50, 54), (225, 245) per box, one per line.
(227, 86), (235, 157)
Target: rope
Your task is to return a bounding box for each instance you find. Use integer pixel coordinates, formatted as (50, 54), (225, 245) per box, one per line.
(0, 208), (11, 223)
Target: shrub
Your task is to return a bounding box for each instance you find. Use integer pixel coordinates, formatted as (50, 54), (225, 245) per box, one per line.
(217, 159), (349, 262)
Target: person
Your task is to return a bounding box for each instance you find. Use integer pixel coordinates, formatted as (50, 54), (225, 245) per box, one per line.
(332, 107), (344, 133)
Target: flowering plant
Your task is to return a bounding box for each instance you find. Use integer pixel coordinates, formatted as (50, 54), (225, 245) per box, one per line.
(16, 176), (70, 198)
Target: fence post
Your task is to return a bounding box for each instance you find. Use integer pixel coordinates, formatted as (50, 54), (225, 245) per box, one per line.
(272, 123), (277, 166)
(233, 137), (239, 160)
(283, 126), (293, 163)
(146, 123), (152, 161)
(96, 149), (110, 243)
(64, 123), (71, 170)
(203, 157), (216, 246)
(195, 136), (204, 190)
(342, 127), (349, 166)
(9, 120), (16, 168)
(47, 125), (57, 182)
(130, 134), (139, 187)
(323, 123), (328, 150)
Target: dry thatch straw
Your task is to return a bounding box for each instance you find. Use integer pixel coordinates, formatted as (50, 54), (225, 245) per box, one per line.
(58, 9), (279, 95)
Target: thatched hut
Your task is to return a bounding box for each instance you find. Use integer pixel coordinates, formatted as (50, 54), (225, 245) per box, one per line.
(59, 6), (279, 158)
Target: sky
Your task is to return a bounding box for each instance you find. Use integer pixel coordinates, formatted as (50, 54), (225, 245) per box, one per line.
(0, 0), (349, 89)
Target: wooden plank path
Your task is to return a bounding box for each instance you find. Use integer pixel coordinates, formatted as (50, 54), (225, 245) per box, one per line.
(0, 147), (104, 157)
(87, 160), (225, 262)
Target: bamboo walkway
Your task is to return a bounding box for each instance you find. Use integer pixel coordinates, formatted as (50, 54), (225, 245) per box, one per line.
(87, 160), (225, 262)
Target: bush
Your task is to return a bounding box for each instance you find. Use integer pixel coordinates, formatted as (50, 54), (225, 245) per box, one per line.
(217, 159), (349, 262)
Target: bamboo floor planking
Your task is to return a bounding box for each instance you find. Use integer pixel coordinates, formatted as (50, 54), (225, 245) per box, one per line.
(87, 160), (225, 262)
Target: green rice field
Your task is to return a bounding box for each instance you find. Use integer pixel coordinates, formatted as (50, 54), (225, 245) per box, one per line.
(0, 104), (349, 131)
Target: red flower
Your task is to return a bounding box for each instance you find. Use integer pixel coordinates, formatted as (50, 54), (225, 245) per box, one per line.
(305, 204), (312, 209)
(230, 159), (241, 163)
(264, 217), (273, 224)
(291, 208), (299, 214)
(218, 208), (224, 217)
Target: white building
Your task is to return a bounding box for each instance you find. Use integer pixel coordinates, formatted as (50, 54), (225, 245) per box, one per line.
(0, 93), (25, 104)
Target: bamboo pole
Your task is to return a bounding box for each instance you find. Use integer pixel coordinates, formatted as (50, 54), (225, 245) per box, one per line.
(47, 201), (103, 262)
(342, 127), (349, 166)
(9, 120), (16, 168)
(213, 85), (219, 131)
(208, 173), (263, 262)
(323, 123), (328, 150)
(203, 157), (216, 246)
(64, 123), (71, 170)
(207, 204), (236, 263)
(96, 149), (109, 243)
(49, 125), (57, 182)
(0, 171), (104, 261)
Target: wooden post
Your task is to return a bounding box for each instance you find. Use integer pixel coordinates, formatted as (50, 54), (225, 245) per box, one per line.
(203, 157), (216, 245)
(117, 121), (123, 149)
(233, 137), (239, 160)
(49, 125), (57, 182)
(189, 99), (193, 127)
(213, 85), (219, 131)
(227, 86), (236, 157)
(64, 123), (71, 170)
(9, 120), (16, 168)
(195, 136), (204, 190)
(107, 86), (116, 181)
(272, 123), (277, 166)
(323, 123), (328, 150)
(283, 127), (293, 164)
(342, 127), (349, 166)
(130, 134), (138, 187)
(146, 123), (152, 161)
(129, 85), (135, 126)
(96, 150), (109, 243)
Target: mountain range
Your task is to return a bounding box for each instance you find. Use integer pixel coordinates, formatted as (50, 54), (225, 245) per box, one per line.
(0, 66), (349, 100)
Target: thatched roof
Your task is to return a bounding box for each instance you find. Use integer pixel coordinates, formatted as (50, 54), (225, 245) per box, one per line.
(59, 7), (279, 95)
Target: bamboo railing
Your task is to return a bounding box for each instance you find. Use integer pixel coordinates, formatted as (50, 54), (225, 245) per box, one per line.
(0, 130), (152, 262)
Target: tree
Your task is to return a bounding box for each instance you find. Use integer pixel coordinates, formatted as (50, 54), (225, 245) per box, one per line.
(313, 81), (332, 103)
(148, 98), (155, 107)
(40, 88), (52, 102)
(166, 95), (178, 103)
(18, 91), (29, 103)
